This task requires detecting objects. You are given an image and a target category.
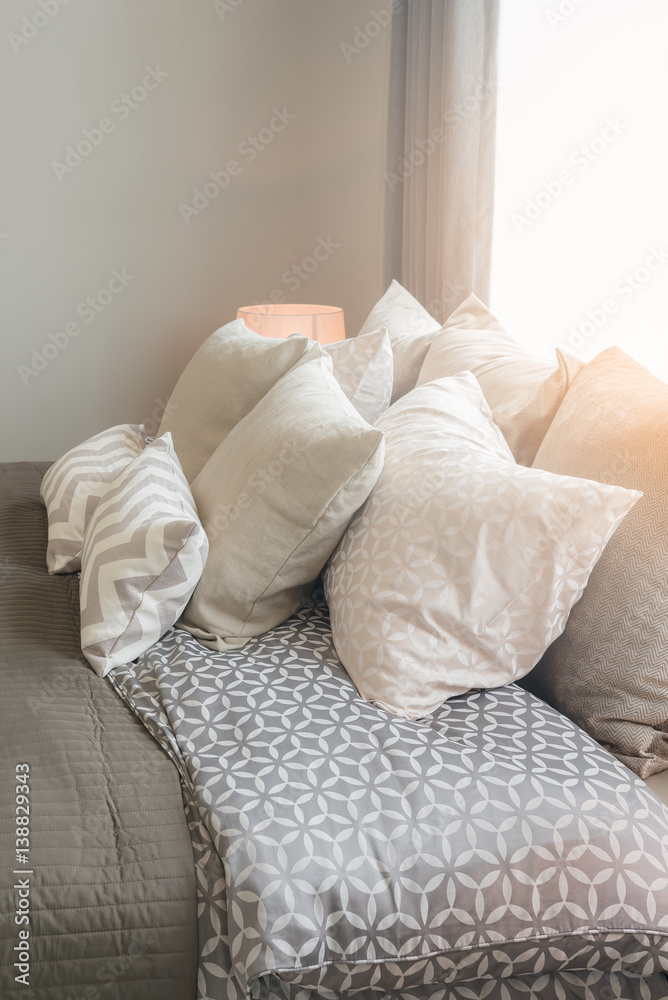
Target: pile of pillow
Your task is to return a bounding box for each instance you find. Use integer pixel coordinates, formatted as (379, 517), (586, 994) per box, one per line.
(41, 280), (668, 780)
(335, 281), (667, 778)
(41, 322), (392, 674)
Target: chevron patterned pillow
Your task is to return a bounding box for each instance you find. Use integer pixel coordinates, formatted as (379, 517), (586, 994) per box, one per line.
(40, 423), (146, 574)
(530, 347), (668, 778)
(79, 434), (208, 677)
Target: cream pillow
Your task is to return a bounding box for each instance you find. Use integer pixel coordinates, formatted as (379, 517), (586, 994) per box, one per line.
(159, 319), (324, 481)
(40, 423), (146, 574)
(358, 280), (440, 404)
(180, 355), (385, 651)
(324, 373), (639, 721)
(417, 294), (585, 465)
(325, 328), (393, 424)
(80, 434), (208, 677)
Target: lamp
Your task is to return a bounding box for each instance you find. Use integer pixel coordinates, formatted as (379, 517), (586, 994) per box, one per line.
(237, 303), (345, 345)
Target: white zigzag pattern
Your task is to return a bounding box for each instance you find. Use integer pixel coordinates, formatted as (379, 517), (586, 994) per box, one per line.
(41, 423), (145, 573)
(80, 433), (208, 676)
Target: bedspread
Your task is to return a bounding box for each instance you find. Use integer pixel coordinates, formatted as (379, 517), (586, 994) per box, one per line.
(109, 595), (668, 1000)
(0, 462), (198, 998)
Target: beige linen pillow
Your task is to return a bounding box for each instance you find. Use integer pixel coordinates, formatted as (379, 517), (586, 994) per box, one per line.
(529, 347), (668, 778)
(358, 280), (440, 403)
(324, 373), (639, 721)
(158, 319), (324, 481)
(180, 355), (385, 651)
(417, 294), (585, 465)
(325, 328), (393, 424)
(40, 423), (146, 574)
(80, 434), (208, 677)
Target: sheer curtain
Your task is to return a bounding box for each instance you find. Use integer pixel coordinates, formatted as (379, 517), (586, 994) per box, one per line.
(384, 0), (500, 321)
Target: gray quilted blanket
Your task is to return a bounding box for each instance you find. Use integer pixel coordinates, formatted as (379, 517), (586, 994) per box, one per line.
(109, 595), (668, 1000)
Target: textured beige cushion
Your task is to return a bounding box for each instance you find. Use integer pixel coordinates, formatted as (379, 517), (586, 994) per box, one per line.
(40, 423), (146, 574)
(80, 434), (208, 677)
(417, 294), (585, 466)
(358, 280), (440, 404)
(324, 373), (639, 721)
(159, 319), (324, 482)
(325, 328), (393, 424)
(180, 355), (385, 651)
(529, 347), (668, 779)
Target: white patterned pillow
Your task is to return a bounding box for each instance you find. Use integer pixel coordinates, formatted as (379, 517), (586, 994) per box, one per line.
(357, 280), (440, 403)
(325, 328), (393, 424)
(324, 373), (640, 720)
(80, 434), (208, 677)
(41, 424), (146, 574)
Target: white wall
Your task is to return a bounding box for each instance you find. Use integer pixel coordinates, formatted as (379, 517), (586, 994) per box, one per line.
(0, 0), (391, 461)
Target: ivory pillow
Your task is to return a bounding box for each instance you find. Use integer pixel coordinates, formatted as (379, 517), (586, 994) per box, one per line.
(325, 328), (393, 424)
(180, 355), (385, 651)
(159, 319), (324, 481)
(80, 434), (208, 677)
(40, 423), (146, 574)
(324, 373), (639, 721)
(417, 294), (585, 465)
(358, 280), (440, 403)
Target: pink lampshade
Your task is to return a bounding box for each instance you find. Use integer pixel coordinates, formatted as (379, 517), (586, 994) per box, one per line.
(237, 303), (345, 345)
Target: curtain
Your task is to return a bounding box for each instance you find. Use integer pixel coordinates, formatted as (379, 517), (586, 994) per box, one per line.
(384, 0), (500, 321)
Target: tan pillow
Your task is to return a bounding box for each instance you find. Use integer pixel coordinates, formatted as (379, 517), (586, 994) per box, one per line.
(358, 280), (440, 404)
(417, 294), (585, 465)
(80, 435), (208, 677)
(324, 373), (639, 721)
(158, 319), (324, 481)
(529, 347), (668, 779)
(180, 355), (385, 651)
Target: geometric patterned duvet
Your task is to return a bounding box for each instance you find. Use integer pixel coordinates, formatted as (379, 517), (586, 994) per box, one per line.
(109, 594), (668, 1000)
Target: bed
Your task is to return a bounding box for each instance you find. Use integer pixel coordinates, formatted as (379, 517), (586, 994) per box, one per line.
(0, 462), (198, 998)
(2, 460), (668, 1000)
